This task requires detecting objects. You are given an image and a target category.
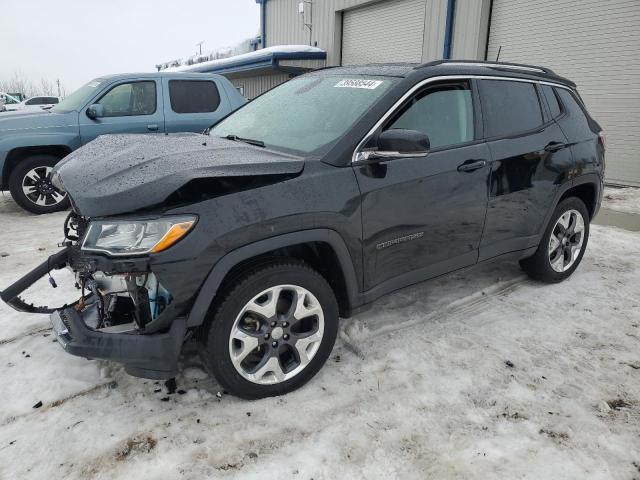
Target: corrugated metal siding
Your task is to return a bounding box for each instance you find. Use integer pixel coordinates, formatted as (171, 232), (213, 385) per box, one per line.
(278, 58), (327, 69)
(451, 0), (491, 60)
(265, 0), (459, 65)
(341, 0), (427, 65)
(229, 73), (291, 100)
(487, 0), (640, 186)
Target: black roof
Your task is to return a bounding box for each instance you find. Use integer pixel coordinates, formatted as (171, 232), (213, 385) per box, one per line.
(311, 60), (575, 88)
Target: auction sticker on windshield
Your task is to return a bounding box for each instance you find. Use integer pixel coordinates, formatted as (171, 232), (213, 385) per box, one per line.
(334, 79), (384, 89)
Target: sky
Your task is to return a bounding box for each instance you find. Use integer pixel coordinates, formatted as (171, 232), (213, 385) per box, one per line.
(0, 0), (261, 92)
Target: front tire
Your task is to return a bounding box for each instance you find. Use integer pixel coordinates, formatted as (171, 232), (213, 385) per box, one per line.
(8, 154), (70, 214)
(201, 260), (339, 399)
(520, 197), (590, 283)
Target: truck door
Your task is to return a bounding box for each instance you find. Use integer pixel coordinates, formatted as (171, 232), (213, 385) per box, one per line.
(79, 79), (165, 144)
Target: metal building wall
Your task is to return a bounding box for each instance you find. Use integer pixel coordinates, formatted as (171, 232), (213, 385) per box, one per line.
(341, 0), (428, 65)
(486, 0), (640, 186)
(264, 0), (477, 66)
(450, 0), (491, 60)
(229, 73), (292, 99)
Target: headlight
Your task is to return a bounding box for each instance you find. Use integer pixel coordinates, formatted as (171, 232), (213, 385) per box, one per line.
(81, 216), (196, 256)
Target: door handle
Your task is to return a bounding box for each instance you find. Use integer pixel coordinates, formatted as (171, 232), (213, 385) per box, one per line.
(147, 124), (159, 131)
(544, 141), (567, 152)
(457, 159), (487, 173)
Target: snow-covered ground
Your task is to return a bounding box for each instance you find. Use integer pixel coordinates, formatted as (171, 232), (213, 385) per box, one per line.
(603, 186), (640, 214)
(1, 192), (639, 480)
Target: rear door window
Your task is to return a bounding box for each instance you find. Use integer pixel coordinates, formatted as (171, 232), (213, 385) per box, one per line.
(169, 80), (220, 114)
(479, 80), (543, 138)
(386, 83), (475, 149)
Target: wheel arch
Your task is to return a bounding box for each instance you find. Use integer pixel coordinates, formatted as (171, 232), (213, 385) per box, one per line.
(557, 178), (599, 219)
(542, 174), (601, 231)
(2, 145), (72, 189)
(186, 229), (361, 328)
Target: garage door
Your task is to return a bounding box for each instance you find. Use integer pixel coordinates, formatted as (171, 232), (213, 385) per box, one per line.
(486, 0), (640, 186)
(341, 0), (427, 66)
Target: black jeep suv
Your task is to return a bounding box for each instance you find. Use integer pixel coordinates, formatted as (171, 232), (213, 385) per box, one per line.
(1, 61), (605, 399)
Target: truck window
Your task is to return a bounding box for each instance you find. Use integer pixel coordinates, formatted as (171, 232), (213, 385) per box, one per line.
(169, 80), (220, 114)
(97, 81), (157, 117)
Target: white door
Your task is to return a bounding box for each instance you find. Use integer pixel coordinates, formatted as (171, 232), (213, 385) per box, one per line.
(341, 0), (427, 66)
(486, 0), (640, 186)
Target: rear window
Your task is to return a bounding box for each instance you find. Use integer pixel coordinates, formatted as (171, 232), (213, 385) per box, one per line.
(541, 85), (561, 118)
(169, 80), (220, 114)
(480, 80), (543, 138)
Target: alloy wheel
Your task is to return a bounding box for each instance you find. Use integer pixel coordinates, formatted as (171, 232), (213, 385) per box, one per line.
(21, 166), (67, 207)
(548, 209), (585, 272)
(229, 284), (325, 385)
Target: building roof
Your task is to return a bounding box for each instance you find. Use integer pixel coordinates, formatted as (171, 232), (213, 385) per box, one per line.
(163, 45), (327, 76)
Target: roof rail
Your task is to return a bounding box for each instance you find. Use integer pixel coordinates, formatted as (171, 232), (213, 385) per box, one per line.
(416, 59), (556, 76)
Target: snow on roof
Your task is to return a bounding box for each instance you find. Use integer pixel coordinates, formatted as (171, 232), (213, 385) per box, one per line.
(164, 45), (326, 73)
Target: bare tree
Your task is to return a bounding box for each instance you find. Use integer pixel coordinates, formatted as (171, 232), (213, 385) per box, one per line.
(39, 78), (56, 96)
(0, 71), (67, 98)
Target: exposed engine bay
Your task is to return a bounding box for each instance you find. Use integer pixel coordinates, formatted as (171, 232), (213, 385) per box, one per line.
(77, 271), (172, 332)
(65, 212), (173, 333)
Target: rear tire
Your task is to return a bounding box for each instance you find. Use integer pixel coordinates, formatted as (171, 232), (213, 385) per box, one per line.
(520, 197), (590, 283)
(201, 259), (339, 399)
(8, 154), (70, 214)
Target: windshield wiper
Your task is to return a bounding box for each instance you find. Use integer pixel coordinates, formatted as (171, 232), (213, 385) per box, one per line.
(224, 134), (265, 148)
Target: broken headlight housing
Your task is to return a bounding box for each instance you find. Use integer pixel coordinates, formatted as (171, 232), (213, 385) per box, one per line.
(81, 216), (196, 256)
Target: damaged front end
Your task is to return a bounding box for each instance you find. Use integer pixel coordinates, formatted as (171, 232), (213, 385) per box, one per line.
(0, 212), (193, 379)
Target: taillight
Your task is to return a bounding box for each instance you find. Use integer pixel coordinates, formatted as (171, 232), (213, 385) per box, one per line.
(598, 131), (606, 150)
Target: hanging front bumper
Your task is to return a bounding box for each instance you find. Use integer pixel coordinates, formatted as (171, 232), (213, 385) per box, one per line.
(50, 303), (186, 379)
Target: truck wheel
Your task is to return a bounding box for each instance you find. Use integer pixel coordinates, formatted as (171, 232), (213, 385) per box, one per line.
(8, 154), (70, 214)
(520, 197), (590, 283)
(201, 260), (339, 399)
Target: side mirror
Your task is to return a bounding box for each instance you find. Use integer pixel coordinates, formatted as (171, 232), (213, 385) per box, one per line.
(86, 104), (104, 120)
(355, 129), (430, 164)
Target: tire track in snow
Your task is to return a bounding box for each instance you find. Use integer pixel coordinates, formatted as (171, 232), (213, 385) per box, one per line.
(341, 275), (529, 350)
(0, 382), (114, 427)
(1, 276), (529, 431)
(0, 324), (51, 346)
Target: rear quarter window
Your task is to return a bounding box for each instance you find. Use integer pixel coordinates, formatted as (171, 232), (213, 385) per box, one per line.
(169, 80), (220, 114)
(480, 80), (543, 138)
(541, 85), (562, 118)
(555, 87), (597, 138)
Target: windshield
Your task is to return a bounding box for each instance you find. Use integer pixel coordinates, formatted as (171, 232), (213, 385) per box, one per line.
(210, 75), (397, 154)
(2, 93), (21, 104)
(51, 79), (103, 113)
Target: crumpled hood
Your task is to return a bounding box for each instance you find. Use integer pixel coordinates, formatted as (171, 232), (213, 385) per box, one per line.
(0, 109), (77, 133)
(54, 133), (304, 216)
